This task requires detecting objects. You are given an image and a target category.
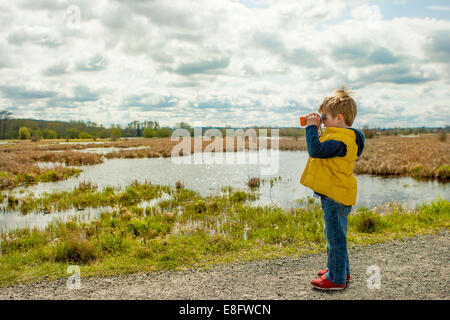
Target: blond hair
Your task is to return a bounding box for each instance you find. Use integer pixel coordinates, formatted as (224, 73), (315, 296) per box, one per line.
(318, 86), (357, 126)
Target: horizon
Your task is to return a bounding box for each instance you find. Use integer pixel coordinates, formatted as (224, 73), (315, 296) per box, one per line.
(0, 0), (449, 128)
(4, 116), (449, 131)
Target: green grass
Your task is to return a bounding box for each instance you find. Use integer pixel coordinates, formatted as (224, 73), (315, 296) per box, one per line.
(9, 180), (171, 214)
(0, 183), (448, 287)
(0, 168), (82, 191)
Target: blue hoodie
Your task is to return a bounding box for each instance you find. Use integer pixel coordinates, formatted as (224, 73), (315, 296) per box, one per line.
(304, 125), (365, 200)
(305, 125), (365, 158)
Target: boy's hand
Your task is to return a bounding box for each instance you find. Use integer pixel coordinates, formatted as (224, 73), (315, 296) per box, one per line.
(305, 113), (320, 126)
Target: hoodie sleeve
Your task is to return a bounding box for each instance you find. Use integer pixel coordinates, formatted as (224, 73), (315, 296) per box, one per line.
(305, 125), (347, 158)
(350, 128), (365, 157)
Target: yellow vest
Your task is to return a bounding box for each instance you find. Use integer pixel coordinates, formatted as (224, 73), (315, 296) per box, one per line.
(300, 126), (358, 206)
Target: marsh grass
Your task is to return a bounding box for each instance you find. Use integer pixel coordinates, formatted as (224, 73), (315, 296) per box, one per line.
(0, 181), (448, 287)
(0, 142), (94, 190)
(355, 134), (449, 181)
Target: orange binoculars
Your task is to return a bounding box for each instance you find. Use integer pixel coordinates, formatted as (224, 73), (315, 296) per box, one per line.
(299, 113), (326, 126)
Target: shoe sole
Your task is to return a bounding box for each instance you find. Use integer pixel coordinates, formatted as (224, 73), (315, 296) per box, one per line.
(311, 283), (346, 291)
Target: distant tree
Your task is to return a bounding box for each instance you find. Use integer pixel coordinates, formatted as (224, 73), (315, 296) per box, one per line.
(98, 129), (109, 139)
(46, 130), (58, 139)
(110, 128), (122, 141)
(156, 127), (172, 137)
(79, 132), (93, 139)
(19, 127), (30, 140)
(34, 129), (44, 138)
(143, 127), (156, 138)
(176, 122), (193, 136)
(65, 128), (80, 139)
(0, 110), (12, 140)
(136, 123), (141, 137)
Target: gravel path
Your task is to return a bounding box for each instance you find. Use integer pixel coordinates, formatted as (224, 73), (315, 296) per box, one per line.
(1, 230), (449, 300)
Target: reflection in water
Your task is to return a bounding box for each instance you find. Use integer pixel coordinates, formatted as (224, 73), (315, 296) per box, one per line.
(0, 206), (108, 233)
(2, 151), (448, 232)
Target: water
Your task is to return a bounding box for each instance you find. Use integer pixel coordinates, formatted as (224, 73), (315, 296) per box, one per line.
(58, 141), (107, 145)
(14, 151), (448, 207)
(47, 146), (150, 154)
(2, 151), (448, 232)
(0, 206), (109, 233)
(72, 146), (150, 155)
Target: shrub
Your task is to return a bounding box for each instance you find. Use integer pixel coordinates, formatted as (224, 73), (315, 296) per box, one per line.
(65, 128), (80, 139)
(350, 209), (387, 233)
(52, 232), (97, 264)
(110, 128), (122, 141)
(79, 132), (93, 139)
(143, 127), (156, 138)
(18, 127), (30, 140)
(46, 130), (58, 139)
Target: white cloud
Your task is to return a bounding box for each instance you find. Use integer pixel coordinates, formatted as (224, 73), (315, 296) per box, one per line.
(0, 0), (448, 128)
(351, 4), (383, 21)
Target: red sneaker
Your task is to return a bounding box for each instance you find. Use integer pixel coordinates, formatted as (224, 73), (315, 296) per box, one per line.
(318, 268), (350, 282)
(311, 275), (346, 291)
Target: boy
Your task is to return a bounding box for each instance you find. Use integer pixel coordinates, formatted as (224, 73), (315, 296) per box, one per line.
(300, 86), (365, 290)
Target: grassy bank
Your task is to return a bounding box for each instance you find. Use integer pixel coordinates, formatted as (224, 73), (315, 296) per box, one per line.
(0, 181), (448, 287)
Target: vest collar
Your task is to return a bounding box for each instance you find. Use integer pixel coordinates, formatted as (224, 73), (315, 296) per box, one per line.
(323, 126), (354, 138)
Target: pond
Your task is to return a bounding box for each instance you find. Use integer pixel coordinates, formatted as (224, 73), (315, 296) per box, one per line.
(13, 151), (449, 207)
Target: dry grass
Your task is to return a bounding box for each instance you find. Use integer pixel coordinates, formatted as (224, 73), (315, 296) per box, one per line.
(0, 141), (102, 190)
(355, 135), (449, 181)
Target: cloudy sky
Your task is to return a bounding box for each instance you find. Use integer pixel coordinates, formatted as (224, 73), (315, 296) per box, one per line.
(0, 0), (449, 128)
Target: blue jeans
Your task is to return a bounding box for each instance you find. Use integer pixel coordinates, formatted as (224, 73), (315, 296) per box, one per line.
(320, 195), (352, 285)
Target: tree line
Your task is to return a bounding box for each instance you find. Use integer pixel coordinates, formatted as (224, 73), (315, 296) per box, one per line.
(0, 112), (448, 141)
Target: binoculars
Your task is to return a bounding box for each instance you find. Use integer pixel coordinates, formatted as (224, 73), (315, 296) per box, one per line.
(299, 113), (326, 126)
